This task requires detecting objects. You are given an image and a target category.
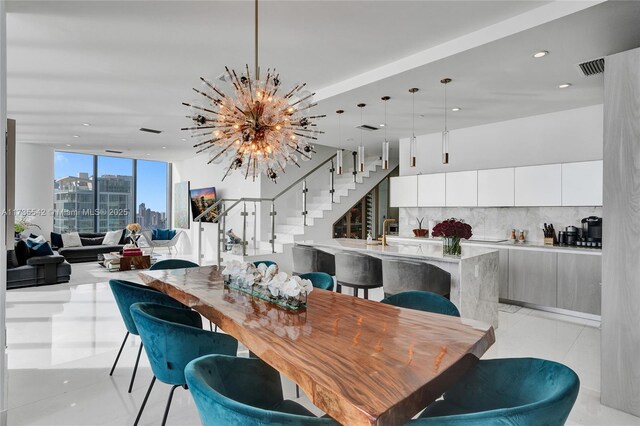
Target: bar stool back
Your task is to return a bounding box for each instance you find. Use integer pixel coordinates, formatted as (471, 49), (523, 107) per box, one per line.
(382, 259), (451, 298)
(292, 245), (335, 276)
(334, 251), (382, 299)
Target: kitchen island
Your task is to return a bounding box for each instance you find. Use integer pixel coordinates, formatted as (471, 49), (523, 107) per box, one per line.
(297, 239), (499, 328)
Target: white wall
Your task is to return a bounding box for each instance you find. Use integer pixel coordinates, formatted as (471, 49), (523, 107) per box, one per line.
(399, 104), (603, 175)
(1, 1), (8, 423)
(15, 143), (54, 237)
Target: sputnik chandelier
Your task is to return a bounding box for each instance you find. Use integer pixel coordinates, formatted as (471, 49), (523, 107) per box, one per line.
(181, 0), (324, 183)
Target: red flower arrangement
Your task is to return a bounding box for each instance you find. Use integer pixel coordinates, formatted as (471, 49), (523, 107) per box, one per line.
(432, 219), (473, 240)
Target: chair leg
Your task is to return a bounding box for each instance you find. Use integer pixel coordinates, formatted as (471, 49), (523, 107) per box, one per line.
(133, 376), (156, 426)
(364, 288), (368, 300)
(336, 284), (342, 293)
(354, 288), (358, 298)
(161, 385), (181, 426)
(110, 332), (129, 376)
(128, 341), (144, 393)
(296, 384), (300, 398)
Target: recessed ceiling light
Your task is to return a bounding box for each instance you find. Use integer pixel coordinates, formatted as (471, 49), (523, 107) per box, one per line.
(558, 83), (572, 89)
(66, 144), (72, 147)
(162, 146), (167, 149)
(180, 138), (186, 141)
(73, 135), (79, 138)
(82, 123), (90, 127)
(451, 107), (461, 112)
(532, 50), (549, 58)
(146, 153), (151, 156)
(379, 124), (385, 127)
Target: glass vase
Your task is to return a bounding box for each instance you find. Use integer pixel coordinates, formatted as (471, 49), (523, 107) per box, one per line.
(443, 236), (462, 257)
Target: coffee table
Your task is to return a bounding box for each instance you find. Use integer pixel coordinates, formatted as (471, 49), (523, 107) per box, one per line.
(110, 252), (151, 271)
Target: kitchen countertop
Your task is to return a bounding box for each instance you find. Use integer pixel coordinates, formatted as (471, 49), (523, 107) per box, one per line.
(387, 236), (602, 256)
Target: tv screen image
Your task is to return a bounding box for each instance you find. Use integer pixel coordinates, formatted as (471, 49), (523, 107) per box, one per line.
(190, 187), (218, 222)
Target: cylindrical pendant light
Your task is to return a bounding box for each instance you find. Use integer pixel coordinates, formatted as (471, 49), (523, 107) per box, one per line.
(357, 103), (366, 173)
(441, 78), (452, 165)
(335, 110), (344, 175)
(381, 96), (390, 170)
(409, 88), (419, 167)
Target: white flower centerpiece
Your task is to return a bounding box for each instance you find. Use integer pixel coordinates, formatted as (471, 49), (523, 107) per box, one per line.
(221, 260), (312, 311)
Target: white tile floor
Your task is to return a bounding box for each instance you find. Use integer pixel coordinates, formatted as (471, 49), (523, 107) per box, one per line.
(4, 262), (640, 425)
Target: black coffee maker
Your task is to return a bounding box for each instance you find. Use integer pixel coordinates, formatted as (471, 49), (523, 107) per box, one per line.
(580, 216), (602, 248)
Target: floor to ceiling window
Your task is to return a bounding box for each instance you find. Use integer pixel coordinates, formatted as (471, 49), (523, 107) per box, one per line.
(136, 159), (168, 230)
(53, 152), (95, 233)
(53, 151), (170, 233)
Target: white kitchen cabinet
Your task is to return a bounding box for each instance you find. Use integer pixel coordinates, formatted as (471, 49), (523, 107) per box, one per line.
(445, 171), (478, 207)
(417, 173), (446, 207)
(514, 164), (562, 206)
(389, 175), (418, 207)
(478, 168), (515, 207)
(561, 160), (603, 206)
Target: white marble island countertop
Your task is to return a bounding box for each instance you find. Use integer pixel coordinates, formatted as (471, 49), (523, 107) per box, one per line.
(297, 238), (498, 263)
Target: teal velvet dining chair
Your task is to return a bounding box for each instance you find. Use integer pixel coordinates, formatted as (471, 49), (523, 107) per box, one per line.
(253, 260), (277, 268)
(149, 259), (199, 270)
(381, 290), (460, 317)
(130, 302), (238, 426)
(108, 279), (185, 393)
(299, 272), (334, 291)
(408, 357), (580, 425)
(185, 354), (338, 425)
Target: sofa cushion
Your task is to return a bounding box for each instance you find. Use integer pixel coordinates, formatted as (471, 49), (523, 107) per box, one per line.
(80, 236), (104, 246)
(102, 230), (122, 245)
(7, 250), (18, 268)
(58, 244), (123, 263)
(15, 240), (30, 266)
(78, 232), (106, 238)
(26, 253), (65, 266)
(61, 232), (82, 248)
(26, 240), (55, 257)
(153, 229), (173, 240)
(50, 232), (64, 248)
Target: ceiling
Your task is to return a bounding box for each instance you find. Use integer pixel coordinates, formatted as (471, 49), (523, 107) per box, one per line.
(6, 0), (640, 162)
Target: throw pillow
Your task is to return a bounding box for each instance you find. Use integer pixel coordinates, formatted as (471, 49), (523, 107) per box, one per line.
(117, 229), (127, 245)
(152, 229), (159, 240)
(26, 239), (54, 257)
(167, 229), (176, 240)
(155, 229), (170, 240)
(15, 240), (30, 266)
(50, 232), (64, 248)
(61, 232), (82, 248)
(102, 230), (122, 245)
(80, 236), (104, 246)
(28, 235), (46, 245)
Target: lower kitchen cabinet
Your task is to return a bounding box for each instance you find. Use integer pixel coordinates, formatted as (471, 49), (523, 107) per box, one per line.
(557, 253), (602, 315)
(508, 250), (558, 307)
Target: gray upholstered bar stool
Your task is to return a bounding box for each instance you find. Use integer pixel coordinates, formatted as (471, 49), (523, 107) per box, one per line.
(292, 245), (336, 276)
(381, 259), (452, 298)
(334, 251), (382, 299)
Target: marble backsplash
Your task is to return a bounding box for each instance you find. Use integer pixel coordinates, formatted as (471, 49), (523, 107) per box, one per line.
(399, 206), (603, 243)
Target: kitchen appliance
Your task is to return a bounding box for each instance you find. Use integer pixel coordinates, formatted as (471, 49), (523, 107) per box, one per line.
(558, 231), (567, 246)
(565, 226), (579, 246)
(581, 216), (602, 247)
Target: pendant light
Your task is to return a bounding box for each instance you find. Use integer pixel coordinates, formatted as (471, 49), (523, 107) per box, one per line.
(408, 88), (419, 167)
(335, 110), (344, 175)
(357, 103), (366, 173)
(381, 96), (390, 170)
(441, 78), (452, 164)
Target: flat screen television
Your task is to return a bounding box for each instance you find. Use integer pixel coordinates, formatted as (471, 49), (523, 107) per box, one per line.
(190, 187), (218, 222)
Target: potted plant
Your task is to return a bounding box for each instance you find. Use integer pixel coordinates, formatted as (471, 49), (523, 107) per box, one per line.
(126, 223), (142, 247)
(14, 216), (41, 239)
(413, 217), (428, 237)
(432, 218), (473, 257)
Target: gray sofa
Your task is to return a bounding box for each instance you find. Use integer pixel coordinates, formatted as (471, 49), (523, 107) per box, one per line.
(7, 252), (71, 289)
(54, 231), (125, 263)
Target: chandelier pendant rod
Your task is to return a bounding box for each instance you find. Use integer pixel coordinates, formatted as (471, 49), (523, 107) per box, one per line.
(255, 0), (259, 79)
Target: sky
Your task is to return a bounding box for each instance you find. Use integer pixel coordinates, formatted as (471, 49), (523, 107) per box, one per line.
(54, 151), (168, 212)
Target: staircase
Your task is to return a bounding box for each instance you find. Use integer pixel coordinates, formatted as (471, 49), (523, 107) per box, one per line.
(195, 154), (397, 271)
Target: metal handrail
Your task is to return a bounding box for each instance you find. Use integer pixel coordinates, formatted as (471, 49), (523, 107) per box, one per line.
(271, 153), (338, 201)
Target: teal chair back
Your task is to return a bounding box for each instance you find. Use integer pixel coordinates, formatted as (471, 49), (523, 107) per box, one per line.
(185, 355), (338, 425)
(130, 303), (238, 386)
(253, 260), (277, 268)
(411, 358), (580, 425)
(299, 272), (333, 291)
(109, 279), (185, 335)
(381, 290), (460, 317)
(150, 259), (199, 270)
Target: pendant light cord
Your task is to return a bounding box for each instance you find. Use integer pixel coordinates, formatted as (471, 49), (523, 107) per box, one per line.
(412, 91), (415, 138)
(384, 100), (388, 141)
(444, 83), (447, 132)
(255, 0), (259, 78)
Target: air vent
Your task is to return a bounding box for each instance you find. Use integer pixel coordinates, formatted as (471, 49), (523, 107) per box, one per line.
(139, 127), (162, 134)
(356, 125), (379, 131)
(105, 149), (123, 154)
(577, 58), (605, 77)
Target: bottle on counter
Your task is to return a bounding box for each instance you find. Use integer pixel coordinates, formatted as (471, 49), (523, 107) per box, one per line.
(509, 229), (517, 244)
(366, 232), (373, 245)
(519, 230), (526, 243)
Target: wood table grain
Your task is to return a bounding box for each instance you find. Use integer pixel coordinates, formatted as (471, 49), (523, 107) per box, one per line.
(139, 266), (495, 426)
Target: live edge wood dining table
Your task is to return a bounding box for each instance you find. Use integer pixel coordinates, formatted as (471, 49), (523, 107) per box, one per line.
(139, 266), (495, 426)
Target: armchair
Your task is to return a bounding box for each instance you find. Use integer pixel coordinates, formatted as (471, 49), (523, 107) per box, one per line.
(141, 229), (183, 254)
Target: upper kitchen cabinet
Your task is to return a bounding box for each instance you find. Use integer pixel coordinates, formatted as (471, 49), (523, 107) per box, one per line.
(561, 160), (603, 206)
(478, 168), (515, 207)
(417, 173), (446, 207)
(389, 175), (418, 207)
(446, 171), (478, 207)
(514, 164), (562, 206)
